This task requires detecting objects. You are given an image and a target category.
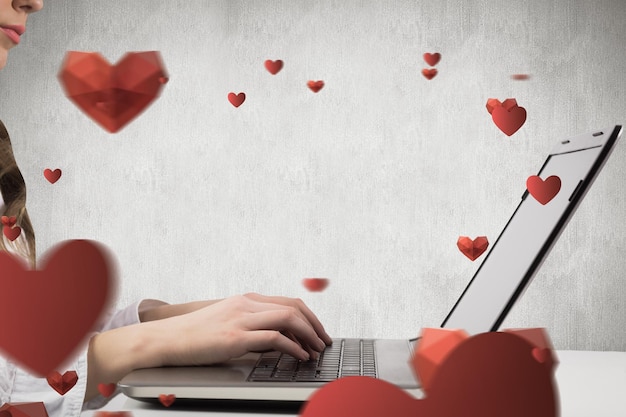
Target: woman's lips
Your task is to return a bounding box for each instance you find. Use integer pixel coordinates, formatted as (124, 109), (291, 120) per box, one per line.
(0, 27), (22, 44)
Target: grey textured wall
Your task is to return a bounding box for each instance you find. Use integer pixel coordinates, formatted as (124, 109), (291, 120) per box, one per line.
(0, 0), (625, 351)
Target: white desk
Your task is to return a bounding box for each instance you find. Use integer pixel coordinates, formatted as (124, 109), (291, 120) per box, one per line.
(81, 350), (626, 417)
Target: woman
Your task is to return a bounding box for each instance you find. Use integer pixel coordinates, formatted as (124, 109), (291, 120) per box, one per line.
(0, 1), (332, 415)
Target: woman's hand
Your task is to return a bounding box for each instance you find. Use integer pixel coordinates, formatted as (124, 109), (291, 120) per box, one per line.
(162, 293), (332, 364)
(85, 293), (332, 402)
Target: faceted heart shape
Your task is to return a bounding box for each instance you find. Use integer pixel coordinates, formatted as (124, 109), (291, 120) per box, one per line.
(300, 330), (558, 417)
(46, 370), (78, 395)
(491, 101), (527, 136)
(43, 168), (62, 184)
(307, 80), (325, 93)
(1, 216), (16, 227)
(0, 240), (113, 376)
(228, 92), (246, 108)
(456, 236), (489, 261)
(58, 51), (168, 133)
(302, 278), (329, 292)
(2, 225), (21, 242)
(526, 175), (561, 205)
(0, 402), (49, 417)
(264, 59), (283, 75)
(421, 68), (437, 80)
(423, 52), (441, 66)
(159, 394), (176, 407)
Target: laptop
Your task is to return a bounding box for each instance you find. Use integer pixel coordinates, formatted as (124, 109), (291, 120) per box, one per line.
(119, 125), (623, 403)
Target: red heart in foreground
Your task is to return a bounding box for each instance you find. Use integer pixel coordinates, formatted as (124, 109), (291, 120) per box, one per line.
(302, 278), (329, 292)
(423, 52), (441, 66)
(2, 225), (21, 241)
(0, 240), (113, 376)
(421, 68), (437, 80)
(44, 168), (62, 184)
(307, 80), (324, 93)
(1, 216), (16, 227)
(46, 370), (78, 395)
(456, 236), (489, 261)
(489, 98), (527, 136)
(58, 51), (168, 133)
(0, 402), (49, 417)
(300, 331), (557, 417)
(526, 175), (561, 205)
(264, 59), (283, 75)
(98, 382), (117, 397)
(159, 394), (176, 407)
(228, 92), (246, 107)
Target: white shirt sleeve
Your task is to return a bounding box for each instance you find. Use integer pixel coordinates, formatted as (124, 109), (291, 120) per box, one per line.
(0, 299), (168, 416)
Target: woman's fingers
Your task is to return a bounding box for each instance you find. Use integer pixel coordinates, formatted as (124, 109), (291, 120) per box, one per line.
(241, 308), (326, 354)
(244, 293), (333, 345)
(244, 330), (310, 361)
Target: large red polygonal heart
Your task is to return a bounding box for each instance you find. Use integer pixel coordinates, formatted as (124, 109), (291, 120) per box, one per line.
(58, 51), (168, 133)
(0, 240), (114, 376)
(46, 370), (78, 395)
(299, 329), (558, 417)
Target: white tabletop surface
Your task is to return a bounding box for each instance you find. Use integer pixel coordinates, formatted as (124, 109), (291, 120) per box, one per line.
(81, 350), (626, 417)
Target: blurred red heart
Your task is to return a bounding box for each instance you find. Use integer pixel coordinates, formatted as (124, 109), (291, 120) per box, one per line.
(526, 176), (561, 205)
(98, 382), (117, 397)
(491, 100), (526, 136)
(307, 80), (325, 93)
(264, 59), (283, 75)
(46, 370), (78, 395)
(423, 52), (441, 66)
(228, 92), (246, 107)
(421, 69), (437, 80)
(1, 216), (16, 227)
(0, 402), (49, 417)
(2, 225), (21, 241)
(94, 412), (133, 417)
(58, 51), (168, 133)
(44, 168), (62, 184)
(300, 331), (557, 417)
(159, 394), (176, 407)
(302, 278), (329, 292)
(456, 236), (489, 261)
(0, 240), (113, 376)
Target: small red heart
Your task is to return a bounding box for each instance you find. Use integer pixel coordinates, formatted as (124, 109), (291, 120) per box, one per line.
(491, 102), (527, 136)
(46, 370), (78, 395)
(511, 74), (531, 80)
(307, 80), (325, 93)
(302, 278), (329, 292)
(98, 382), (117, 397)
(526, 175), (561, 205)
(58, 51), (168, 133)
(228, 92), (246, 107)
(264, 59), (283, 75)
(457, 236), (489, 261)
(159, 394), (176, 407)
(421, 68), (437, 80)
(0, 240), (113, 376)
(44, 168), (62, 184)
(1, 216), (16, 227)
(3, 225), (21, 242)
(423, 52), (441, 66)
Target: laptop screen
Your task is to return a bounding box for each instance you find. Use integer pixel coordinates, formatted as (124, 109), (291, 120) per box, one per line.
(441, 127), (621, 335)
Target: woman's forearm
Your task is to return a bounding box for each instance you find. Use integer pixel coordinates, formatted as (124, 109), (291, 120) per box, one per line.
(84, 320), (172, 402)
(139, 299), (222, 322)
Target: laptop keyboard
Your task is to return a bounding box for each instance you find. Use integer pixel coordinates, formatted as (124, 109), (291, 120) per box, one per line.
(247, 339), (377, 382)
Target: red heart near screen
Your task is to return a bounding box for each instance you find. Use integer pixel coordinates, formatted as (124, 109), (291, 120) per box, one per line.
(58, 51), (168, 133)
(159, 394), (176, 407)
(456, 236), (489, 261)
(526, 175), (561, 205)
(0, 240), (114, 376)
